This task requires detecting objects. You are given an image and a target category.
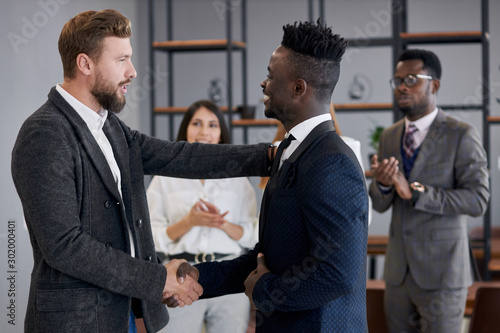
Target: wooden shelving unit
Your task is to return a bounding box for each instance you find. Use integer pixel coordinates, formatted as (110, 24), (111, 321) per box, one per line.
(149, 0), (247, 140)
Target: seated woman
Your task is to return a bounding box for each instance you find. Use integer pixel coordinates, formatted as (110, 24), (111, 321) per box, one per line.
(146, 100), (257, 333)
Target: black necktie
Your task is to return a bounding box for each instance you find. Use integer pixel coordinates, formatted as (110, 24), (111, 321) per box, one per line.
(270, 134), (295, 177)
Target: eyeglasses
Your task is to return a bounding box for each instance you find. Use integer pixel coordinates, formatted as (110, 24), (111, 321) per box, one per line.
(390, 74), (434, 89)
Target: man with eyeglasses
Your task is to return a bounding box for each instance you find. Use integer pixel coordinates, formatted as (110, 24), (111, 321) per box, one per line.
(369, 49), (489, 333)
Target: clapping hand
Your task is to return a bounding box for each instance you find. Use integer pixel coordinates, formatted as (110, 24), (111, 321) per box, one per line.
(371, 154), (399, 187)
(371, 154), (412, 199)
(184, 199), (229, 229)
(392, 170), (412, 200)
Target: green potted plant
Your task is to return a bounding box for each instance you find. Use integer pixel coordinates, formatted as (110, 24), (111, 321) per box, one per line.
(368, 125), (384, 159)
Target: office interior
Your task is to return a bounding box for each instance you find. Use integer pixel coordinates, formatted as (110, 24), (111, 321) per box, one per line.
(1, 0), (500, 332)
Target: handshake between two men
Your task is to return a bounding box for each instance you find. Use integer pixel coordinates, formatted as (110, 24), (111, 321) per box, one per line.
(161, 253), (270, 309)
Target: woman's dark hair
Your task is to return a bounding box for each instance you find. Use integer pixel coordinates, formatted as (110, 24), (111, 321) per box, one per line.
(176, 100), (231, 144)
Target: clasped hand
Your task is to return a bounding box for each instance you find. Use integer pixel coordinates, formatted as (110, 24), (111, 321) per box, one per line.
(162, 259), (203, 307)
(185, 199), (229, 229)
(371, 154), (412, 200)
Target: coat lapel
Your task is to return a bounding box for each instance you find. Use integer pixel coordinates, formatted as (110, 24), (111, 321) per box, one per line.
(48, 87), (122, 202)
(388, 120), (405, 164)
(103, 118), (133, 217)
(258, 120), (335, 245)
(409, 109), (446, 182)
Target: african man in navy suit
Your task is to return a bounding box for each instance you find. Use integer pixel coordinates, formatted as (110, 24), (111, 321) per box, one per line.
(195, 20), (369, 332)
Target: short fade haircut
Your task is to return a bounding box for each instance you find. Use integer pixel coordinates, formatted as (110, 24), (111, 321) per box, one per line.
(398, 49), (442, 80)
(281, 19), (348, 103)
(177, 100), (231, 144)
(58, 9), (132, 79)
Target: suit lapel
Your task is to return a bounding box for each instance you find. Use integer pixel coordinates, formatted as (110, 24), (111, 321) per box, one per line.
(103, 118), (133, 215)
(48, 88), (122, 202)
(389, 120), (405, 164)
(258, 120), (335, 246)
(409, 109), (446, 182)
(258, 173), (277, 248)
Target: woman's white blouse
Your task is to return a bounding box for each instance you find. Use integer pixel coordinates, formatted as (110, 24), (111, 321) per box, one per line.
(146, 176), (258, 257)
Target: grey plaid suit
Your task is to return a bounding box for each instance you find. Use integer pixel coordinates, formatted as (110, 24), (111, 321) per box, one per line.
(369, 109), (489, 332)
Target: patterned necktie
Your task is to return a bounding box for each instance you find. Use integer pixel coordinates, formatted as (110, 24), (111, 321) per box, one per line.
(403, 124), (418, 159)
(271, 134), (296, 177)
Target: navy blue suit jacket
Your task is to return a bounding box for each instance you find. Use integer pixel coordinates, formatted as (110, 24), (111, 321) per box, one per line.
(197, 121), (369, 332)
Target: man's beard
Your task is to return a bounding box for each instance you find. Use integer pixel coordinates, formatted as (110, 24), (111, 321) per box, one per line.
(399, 82), (434, 119)
(398, 95), (430, 119)
(265, 105), (292, 126)
(91, 71), (127, 113)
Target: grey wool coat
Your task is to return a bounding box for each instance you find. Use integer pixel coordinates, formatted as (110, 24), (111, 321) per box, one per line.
(11, 87), (270, 332)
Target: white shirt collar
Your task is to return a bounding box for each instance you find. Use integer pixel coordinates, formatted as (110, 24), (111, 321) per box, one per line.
(56, 84), (108, 133)
(286, 113), (332, 143)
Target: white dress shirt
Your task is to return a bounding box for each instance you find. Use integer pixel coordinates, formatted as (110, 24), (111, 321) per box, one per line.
(147, 177), (258, 258)
(278, 113), (332, 168)
(55, 84), (136, 257)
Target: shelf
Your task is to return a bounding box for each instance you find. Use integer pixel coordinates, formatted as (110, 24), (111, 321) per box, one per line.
(472, 239), (500, 260)
(487, 116), (500, 123)
(334, 103), (393, 111)
(232, 119), (279, 126)
(400, 31), (484, 44)
(154, 106), (236, 113)
(440, 104), (483, 110)
(154, 103), (487, 117)
(344, 31), (485, 49)
(345, 37), (393, 48)
(367, 235), (388, 255)
(152, 39), (246, 52)
(488, 258), (500, 271)
(154, 103), (394, 115)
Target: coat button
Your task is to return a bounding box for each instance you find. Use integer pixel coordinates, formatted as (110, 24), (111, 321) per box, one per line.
(104, 201), (112, 208)
(106, 242), (112, 247)
(146, 256), (153, 262)
(136, 219), (143, 228)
